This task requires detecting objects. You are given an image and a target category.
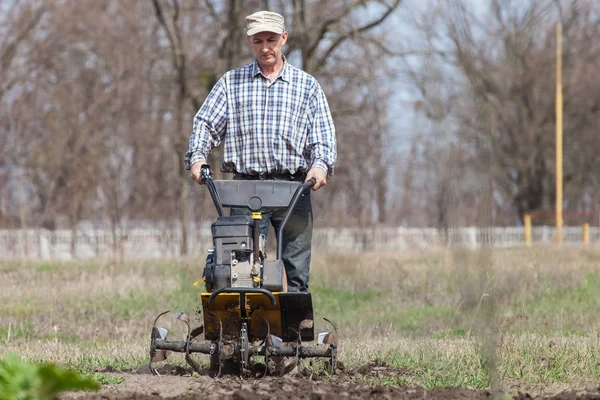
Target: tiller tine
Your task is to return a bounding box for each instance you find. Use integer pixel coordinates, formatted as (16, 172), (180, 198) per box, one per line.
(149, 311), (170, 371)
(150, 326), (168, 362)
(150, 334), (217, 374)
(319, 318), (338, 374)
(149, 292), (340, 377)
(149, 310), (207, 375)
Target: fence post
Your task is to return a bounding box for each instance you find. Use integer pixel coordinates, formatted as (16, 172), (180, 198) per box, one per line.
(39, 230), (50, 260)
(467, 227), (477, 249)
(524, 214), (532, 247)
(583, 223), (590, 245)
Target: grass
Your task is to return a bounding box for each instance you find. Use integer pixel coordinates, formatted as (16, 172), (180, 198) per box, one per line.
(2, 247), (600, 396)
(83, 372), (124, 385)
(341, 334), (600, 394)
(311, 285), (453, 335)
(502, 274), (600, 334)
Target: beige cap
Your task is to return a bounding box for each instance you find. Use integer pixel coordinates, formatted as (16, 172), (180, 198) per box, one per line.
(245, 11), (285, 36)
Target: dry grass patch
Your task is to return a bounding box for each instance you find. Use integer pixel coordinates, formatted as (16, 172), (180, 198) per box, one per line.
(0, 259), (199, 342)
(2, 248), (600, 396)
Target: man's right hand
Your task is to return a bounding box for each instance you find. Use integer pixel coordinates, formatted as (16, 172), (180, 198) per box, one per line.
(190, 162), (207, 184)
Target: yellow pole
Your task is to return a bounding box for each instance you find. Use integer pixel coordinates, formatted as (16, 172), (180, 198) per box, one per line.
(524, 213), (532, 247)
(583, 223), (590, 245)
(556, 23), (563, 244)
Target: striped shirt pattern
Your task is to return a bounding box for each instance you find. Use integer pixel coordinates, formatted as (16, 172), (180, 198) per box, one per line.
(184, 59), (336, 176)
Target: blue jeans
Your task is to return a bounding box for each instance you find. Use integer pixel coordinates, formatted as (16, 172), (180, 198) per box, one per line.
(230, 179), (313, 292)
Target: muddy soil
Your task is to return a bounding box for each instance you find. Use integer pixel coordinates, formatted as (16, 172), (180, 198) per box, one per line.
(60, 363), (600, 400)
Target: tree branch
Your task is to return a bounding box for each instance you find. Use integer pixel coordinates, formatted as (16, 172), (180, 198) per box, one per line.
(312, 0), (401, 73)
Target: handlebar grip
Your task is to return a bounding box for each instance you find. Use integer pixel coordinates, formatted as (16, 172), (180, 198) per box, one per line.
(200, 164), (212, 183)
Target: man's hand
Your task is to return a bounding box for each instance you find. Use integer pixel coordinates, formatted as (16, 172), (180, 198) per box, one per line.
(305, 167), (327, 191)
(190, 162), (207, 184)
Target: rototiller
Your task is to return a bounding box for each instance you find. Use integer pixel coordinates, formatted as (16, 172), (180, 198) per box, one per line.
(149, 165), (337, 377)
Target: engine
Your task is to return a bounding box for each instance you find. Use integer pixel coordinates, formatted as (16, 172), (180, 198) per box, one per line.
(203, 215), (255, 292)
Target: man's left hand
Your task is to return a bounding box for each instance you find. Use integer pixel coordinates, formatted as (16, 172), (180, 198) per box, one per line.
(305, 168), (327, 191)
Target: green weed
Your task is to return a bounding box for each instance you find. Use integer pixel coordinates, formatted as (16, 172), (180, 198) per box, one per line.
(81, 371), (124, 385)
(0, 353), (99, 400)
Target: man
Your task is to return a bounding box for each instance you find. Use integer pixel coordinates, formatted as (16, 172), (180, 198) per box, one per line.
(185, 10), (337, 292)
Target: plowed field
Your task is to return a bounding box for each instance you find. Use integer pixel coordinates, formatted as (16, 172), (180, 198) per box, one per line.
(60, 364), (600, 399)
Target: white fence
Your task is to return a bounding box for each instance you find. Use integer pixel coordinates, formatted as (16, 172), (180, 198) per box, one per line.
(0, 226), (598, 260)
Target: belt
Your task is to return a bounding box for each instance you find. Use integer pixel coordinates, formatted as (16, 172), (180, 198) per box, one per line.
(233, 171), (307, 182)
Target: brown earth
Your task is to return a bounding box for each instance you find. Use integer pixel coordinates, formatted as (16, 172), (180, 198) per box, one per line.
(61, 370), (492, 400)
(59, 362), (600, 400)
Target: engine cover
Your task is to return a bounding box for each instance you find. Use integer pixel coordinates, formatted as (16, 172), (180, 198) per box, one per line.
(204, 215), (255, 291)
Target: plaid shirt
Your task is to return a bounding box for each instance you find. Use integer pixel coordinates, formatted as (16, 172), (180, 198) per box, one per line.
(184, 58), (336, 176)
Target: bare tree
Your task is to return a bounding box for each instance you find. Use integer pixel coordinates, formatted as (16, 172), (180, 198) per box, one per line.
(0, 0), (408, 247)
(405, 0), (600, 225)
(282, 0), (403, 225)
(150, 0), (250, 254)
(0, 1), (48, 229)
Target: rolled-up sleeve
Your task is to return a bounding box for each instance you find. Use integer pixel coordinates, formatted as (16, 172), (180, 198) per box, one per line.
(184, 79), (228, 170)
(307, 82), (337, 176)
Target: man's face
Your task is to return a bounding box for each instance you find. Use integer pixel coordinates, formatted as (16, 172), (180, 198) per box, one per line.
(247, 31), (288, 68)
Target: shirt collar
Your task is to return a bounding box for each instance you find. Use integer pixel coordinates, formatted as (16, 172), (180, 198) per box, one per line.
(252, 56), (290, 83)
